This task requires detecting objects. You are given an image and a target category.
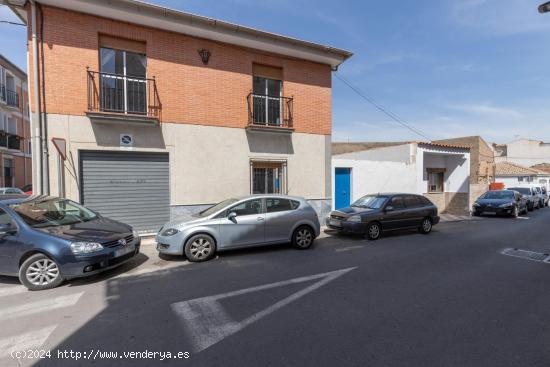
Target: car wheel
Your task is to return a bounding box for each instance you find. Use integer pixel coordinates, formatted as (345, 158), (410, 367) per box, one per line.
(473, 211), (481, 217)
(19, 254), (63, 291)
(528, 203), (534, 211)
(292, 226), (315, 249)
(365, 222), (381, 240)
(419, 218), (433, 234)
(184, 234), (216, 262)
(511, 205), (518, 218)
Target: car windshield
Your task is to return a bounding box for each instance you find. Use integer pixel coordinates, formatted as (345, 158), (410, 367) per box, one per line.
(9, 198), (98, 228)
(351, 195), (388, 209)
(509, 187), (530, 195)
(482, 191), (514, 199)
(198, 198), (239, 217)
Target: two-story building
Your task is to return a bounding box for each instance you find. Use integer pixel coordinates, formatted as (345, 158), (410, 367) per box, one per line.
(6, 0), (352, 233)
(0, 54), (31, 189)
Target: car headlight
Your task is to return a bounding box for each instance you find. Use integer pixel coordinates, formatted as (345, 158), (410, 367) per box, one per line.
(132, 229), (139, 238)
(161, 228), (179, 236)
(499, 202), (513, 208)
(473, 202), (480, 207)
(70, 242), (103, 254)
(347, 215), (362, 223)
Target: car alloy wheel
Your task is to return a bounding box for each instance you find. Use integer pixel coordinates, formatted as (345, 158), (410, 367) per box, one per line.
(19, 253), (64, 291)
(366, 223), (381, 240)
(184, 234), (216, 262)
(292, 226), (314, 249)
(511, 206), (518, 218)
(26, 258), (60, 286)
(422, 218), (432, 233)
(190, 238), (212, 259)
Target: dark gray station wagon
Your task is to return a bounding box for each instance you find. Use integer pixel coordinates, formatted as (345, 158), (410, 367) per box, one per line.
(327, 193), (440, 240)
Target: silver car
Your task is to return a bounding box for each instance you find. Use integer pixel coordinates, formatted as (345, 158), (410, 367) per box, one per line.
(156, 195), (321, 262)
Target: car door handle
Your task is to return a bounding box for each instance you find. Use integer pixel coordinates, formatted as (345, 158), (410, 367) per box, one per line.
(257, 217), (265, 221)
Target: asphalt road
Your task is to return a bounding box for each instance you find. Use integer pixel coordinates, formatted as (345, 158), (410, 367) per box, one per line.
(1, 209), (550, 367)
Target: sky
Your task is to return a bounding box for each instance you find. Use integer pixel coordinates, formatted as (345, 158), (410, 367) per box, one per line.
(1, 0), (550, 144)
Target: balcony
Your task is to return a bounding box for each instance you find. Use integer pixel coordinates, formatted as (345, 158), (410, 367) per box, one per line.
(6, 89), (18, 108)
(246, 93), (293, 133)
(86, 70), (161, 125)
(0, 132), (21, 150)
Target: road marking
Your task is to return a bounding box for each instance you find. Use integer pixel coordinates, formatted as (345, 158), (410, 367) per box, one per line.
(0, 292), (83, 322)
(171, 267), (356, 353)
(0, 325), (57, 358)
(0, 286), (27, 298)
(501, 248), (550, 263)
(335, 245), (363, 252)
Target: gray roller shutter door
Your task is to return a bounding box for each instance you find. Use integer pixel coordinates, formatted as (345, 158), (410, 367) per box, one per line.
(80, 151), (170, 234)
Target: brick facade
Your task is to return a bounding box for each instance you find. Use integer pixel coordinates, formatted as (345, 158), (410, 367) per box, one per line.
(27, 5), (332, 135)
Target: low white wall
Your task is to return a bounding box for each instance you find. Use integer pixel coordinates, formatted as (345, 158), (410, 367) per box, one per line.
(332, 144), (416, 207)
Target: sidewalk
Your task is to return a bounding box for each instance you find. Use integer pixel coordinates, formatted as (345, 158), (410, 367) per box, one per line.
(440, 213), (476, 222)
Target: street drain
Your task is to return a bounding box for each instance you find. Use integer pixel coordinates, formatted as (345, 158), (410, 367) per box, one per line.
(501, 248), (550, 263)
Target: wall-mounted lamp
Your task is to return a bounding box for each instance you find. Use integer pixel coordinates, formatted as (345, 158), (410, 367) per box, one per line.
(198, 49), (211, 65)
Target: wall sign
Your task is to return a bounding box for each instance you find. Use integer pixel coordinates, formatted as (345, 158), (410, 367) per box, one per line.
(120, 134), (133, 149)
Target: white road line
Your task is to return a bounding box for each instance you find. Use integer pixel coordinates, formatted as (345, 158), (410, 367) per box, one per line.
(0, 286), (27, 298)
(335, 245), (364, 252)
(0, 292), (83, 322)
(172, 267), (356, 352)
(0, 325), (57, 358)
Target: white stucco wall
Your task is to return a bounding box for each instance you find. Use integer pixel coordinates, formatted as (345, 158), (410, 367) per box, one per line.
(332, 144), (417, 206)
(502, 139), (550, 167)
(45, 114), (331, 206)
(418, 148), (470, 194)
(496, 175), (550, 191)
(332, 143), (471, 209)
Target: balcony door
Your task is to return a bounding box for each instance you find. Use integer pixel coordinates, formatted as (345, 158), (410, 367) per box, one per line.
(100, 47), (147, 115)
(252, 76), (282, 126)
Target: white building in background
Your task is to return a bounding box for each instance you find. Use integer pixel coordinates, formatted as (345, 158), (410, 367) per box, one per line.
(494, 138), (550, 167)
(331, 142), (471, 215)
(495, 161), (550, 191)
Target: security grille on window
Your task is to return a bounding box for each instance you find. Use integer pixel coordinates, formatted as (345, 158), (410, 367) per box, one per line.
(3, 158), (13, 187)
(250, 161), (287, 194)
(427, 168), (445, 193)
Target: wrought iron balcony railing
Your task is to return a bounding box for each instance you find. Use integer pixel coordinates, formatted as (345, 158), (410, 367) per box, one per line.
(87, 70), (161, 122)
(6, 89), (18, 108)
(7, 134), (20, 150)
(247, 93), (293, 129)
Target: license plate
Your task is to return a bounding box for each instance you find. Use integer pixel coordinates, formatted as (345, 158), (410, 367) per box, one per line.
(329, 219), (341, 227)
(115, 244), (135, 257)
(482, 211), (496, 215)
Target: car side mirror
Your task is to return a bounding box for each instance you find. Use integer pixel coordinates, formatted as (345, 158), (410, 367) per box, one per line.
(385, 205), (394, 212)
(227, 212), (237, 222)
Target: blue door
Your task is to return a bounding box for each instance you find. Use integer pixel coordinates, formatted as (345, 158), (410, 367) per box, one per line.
(335, 168), (351, 210)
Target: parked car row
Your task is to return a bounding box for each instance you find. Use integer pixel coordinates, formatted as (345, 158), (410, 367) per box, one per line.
(0, 192), (441, 291)
(2, 186), (542, 291)
(472, 186), (549, 218)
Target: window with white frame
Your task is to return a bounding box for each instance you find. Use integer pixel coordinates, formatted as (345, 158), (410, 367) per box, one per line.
(427, 168), (445, 193)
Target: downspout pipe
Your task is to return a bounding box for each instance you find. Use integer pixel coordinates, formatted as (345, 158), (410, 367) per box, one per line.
(37, 2), (49, 195)
(30, 0), (43, 195)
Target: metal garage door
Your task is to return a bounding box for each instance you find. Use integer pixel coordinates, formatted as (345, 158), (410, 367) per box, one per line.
(80, 151), (170, 234)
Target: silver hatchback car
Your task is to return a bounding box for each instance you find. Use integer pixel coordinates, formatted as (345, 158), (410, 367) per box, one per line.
(156, 195), (321, 262)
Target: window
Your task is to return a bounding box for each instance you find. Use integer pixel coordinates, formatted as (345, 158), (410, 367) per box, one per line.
(227, 199), (263, 217)
(0, 208), (14, 228)
(418, 196), (433, 206)
(427, 169), (445, 193)
(3, 158), (14, 187)
(100, 47), (147, 114)
(388, 196), (405, 209)
(251, 161), (286, 194)
(404, 195), (421, 208)
(266, 198), (296, 213)
(252, 73), (282, 126)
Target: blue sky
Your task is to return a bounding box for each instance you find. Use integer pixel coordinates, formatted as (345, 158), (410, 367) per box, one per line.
(2, 0), (550, 143)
